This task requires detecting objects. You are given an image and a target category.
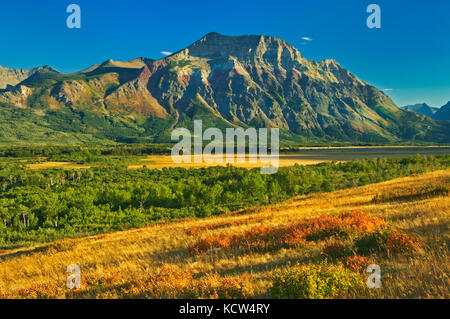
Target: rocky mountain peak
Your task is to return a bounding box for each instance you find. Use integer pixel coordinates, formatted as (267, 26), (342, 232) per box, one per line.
(319, 59), (340, 68)
(183, 32), (303, 66)
(38, 65), (60, 73)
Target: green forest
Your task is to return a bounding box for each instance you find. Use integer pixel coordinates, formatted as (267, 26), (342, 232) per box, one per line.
(0, 153), (448, 249)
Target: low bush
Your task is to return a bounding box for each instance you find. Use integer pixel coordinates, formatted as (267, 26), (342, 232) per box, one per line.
(343, 255), (373, 272)
(270, 262), (364, 299)
(355, 229), (422, 255)
(190, 211), (385, 254)
(322, 242), (353, 259)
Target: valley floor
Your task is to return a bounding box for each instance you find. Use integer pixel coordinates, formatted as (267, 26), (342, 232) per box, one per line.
(22, 146), (450, 170)
(0, 170), (449, 298)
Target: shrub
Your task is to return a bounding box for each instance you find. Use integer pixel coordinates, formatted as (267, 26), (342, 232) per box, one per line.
(189, 211), (385, 254)
(355, 229), (422, 255)
(343, 255), (373, 272)
(188, 233), (233, 255)
(322, 242), (353, 259)
(271, 262), (364, 299)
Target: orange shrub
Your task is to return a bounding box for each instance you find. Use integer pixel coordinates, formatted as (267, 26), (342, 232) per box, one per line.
(339, 211), (386, 232)
(384, 230), (423, 253)
(355, 229), (422, 255)
(343, 255), (373, 272)
(190, 211), (385, 254)
(188, 233), (233, 254)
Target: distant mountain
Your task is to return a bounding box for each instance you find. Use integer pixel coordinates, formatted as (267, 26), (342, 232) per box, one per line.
(0, 32), (449, 144)
(401, 103), (439, 117)
(0, 65), (59, 89)
(433, 101), (450, 121)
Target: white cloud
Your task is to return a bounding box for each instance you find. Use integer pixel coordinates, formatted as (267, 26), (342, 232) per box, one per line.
(383, 88), (393, 91)
(160, 51), (172, 56)
(300, 37), (313, 41)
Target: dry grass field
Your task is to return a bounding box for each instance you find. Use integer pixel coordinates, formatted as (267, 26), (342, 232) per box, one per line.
(24, 155), (327, 170)
(0, 170), (448, 299)
(128, 154), (328, 169)
(26, 162), (91, 170)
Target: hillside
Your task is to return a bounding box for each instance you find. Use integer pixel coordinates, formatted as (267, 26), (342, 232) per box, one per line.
(0, 170), (448, 299)
(0, 33), (449, 144)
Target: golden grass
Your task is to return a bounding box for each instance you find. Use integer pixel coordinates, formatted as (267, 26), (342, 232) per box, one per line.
(23, 155), (327, 170)
(0, 170), (448, 298)
(22, 155), (328, 170)
(128, 154), (329, 169)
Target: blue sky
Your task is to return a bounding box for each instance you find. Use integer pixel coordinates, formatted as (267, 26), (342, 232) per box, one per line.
(0, 0), (449, 107)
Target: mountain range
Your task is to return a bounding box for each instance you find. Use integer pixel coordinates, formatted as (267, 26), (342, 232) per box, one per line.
(0, 65), (59, 90)
(401, 103), (439, 117)
(0, 32), (449, 145)
(401, 102), (450, 121)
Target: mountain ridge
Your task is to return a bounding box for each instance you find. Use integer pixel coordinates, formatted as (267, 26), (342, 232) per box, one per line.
(0, 65), (59, 89)
(401, 101), (450, 122)
(401, 103), (439, 117)
(433, 101), (450, 121)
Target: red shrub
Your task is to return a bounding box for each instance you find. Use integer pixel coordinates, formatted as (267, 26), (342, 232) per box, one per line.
(344, 255), (373, 272)
(190, 211), (385, 255)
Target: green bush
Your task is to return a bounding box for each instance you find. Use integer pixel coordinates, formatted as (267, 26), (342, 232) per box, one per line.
(271, 262), (364, 299)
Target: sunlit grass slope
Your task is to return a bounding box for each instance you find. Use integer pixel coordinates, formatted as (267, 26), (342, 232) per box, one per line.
(0, 170), (448, 299)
